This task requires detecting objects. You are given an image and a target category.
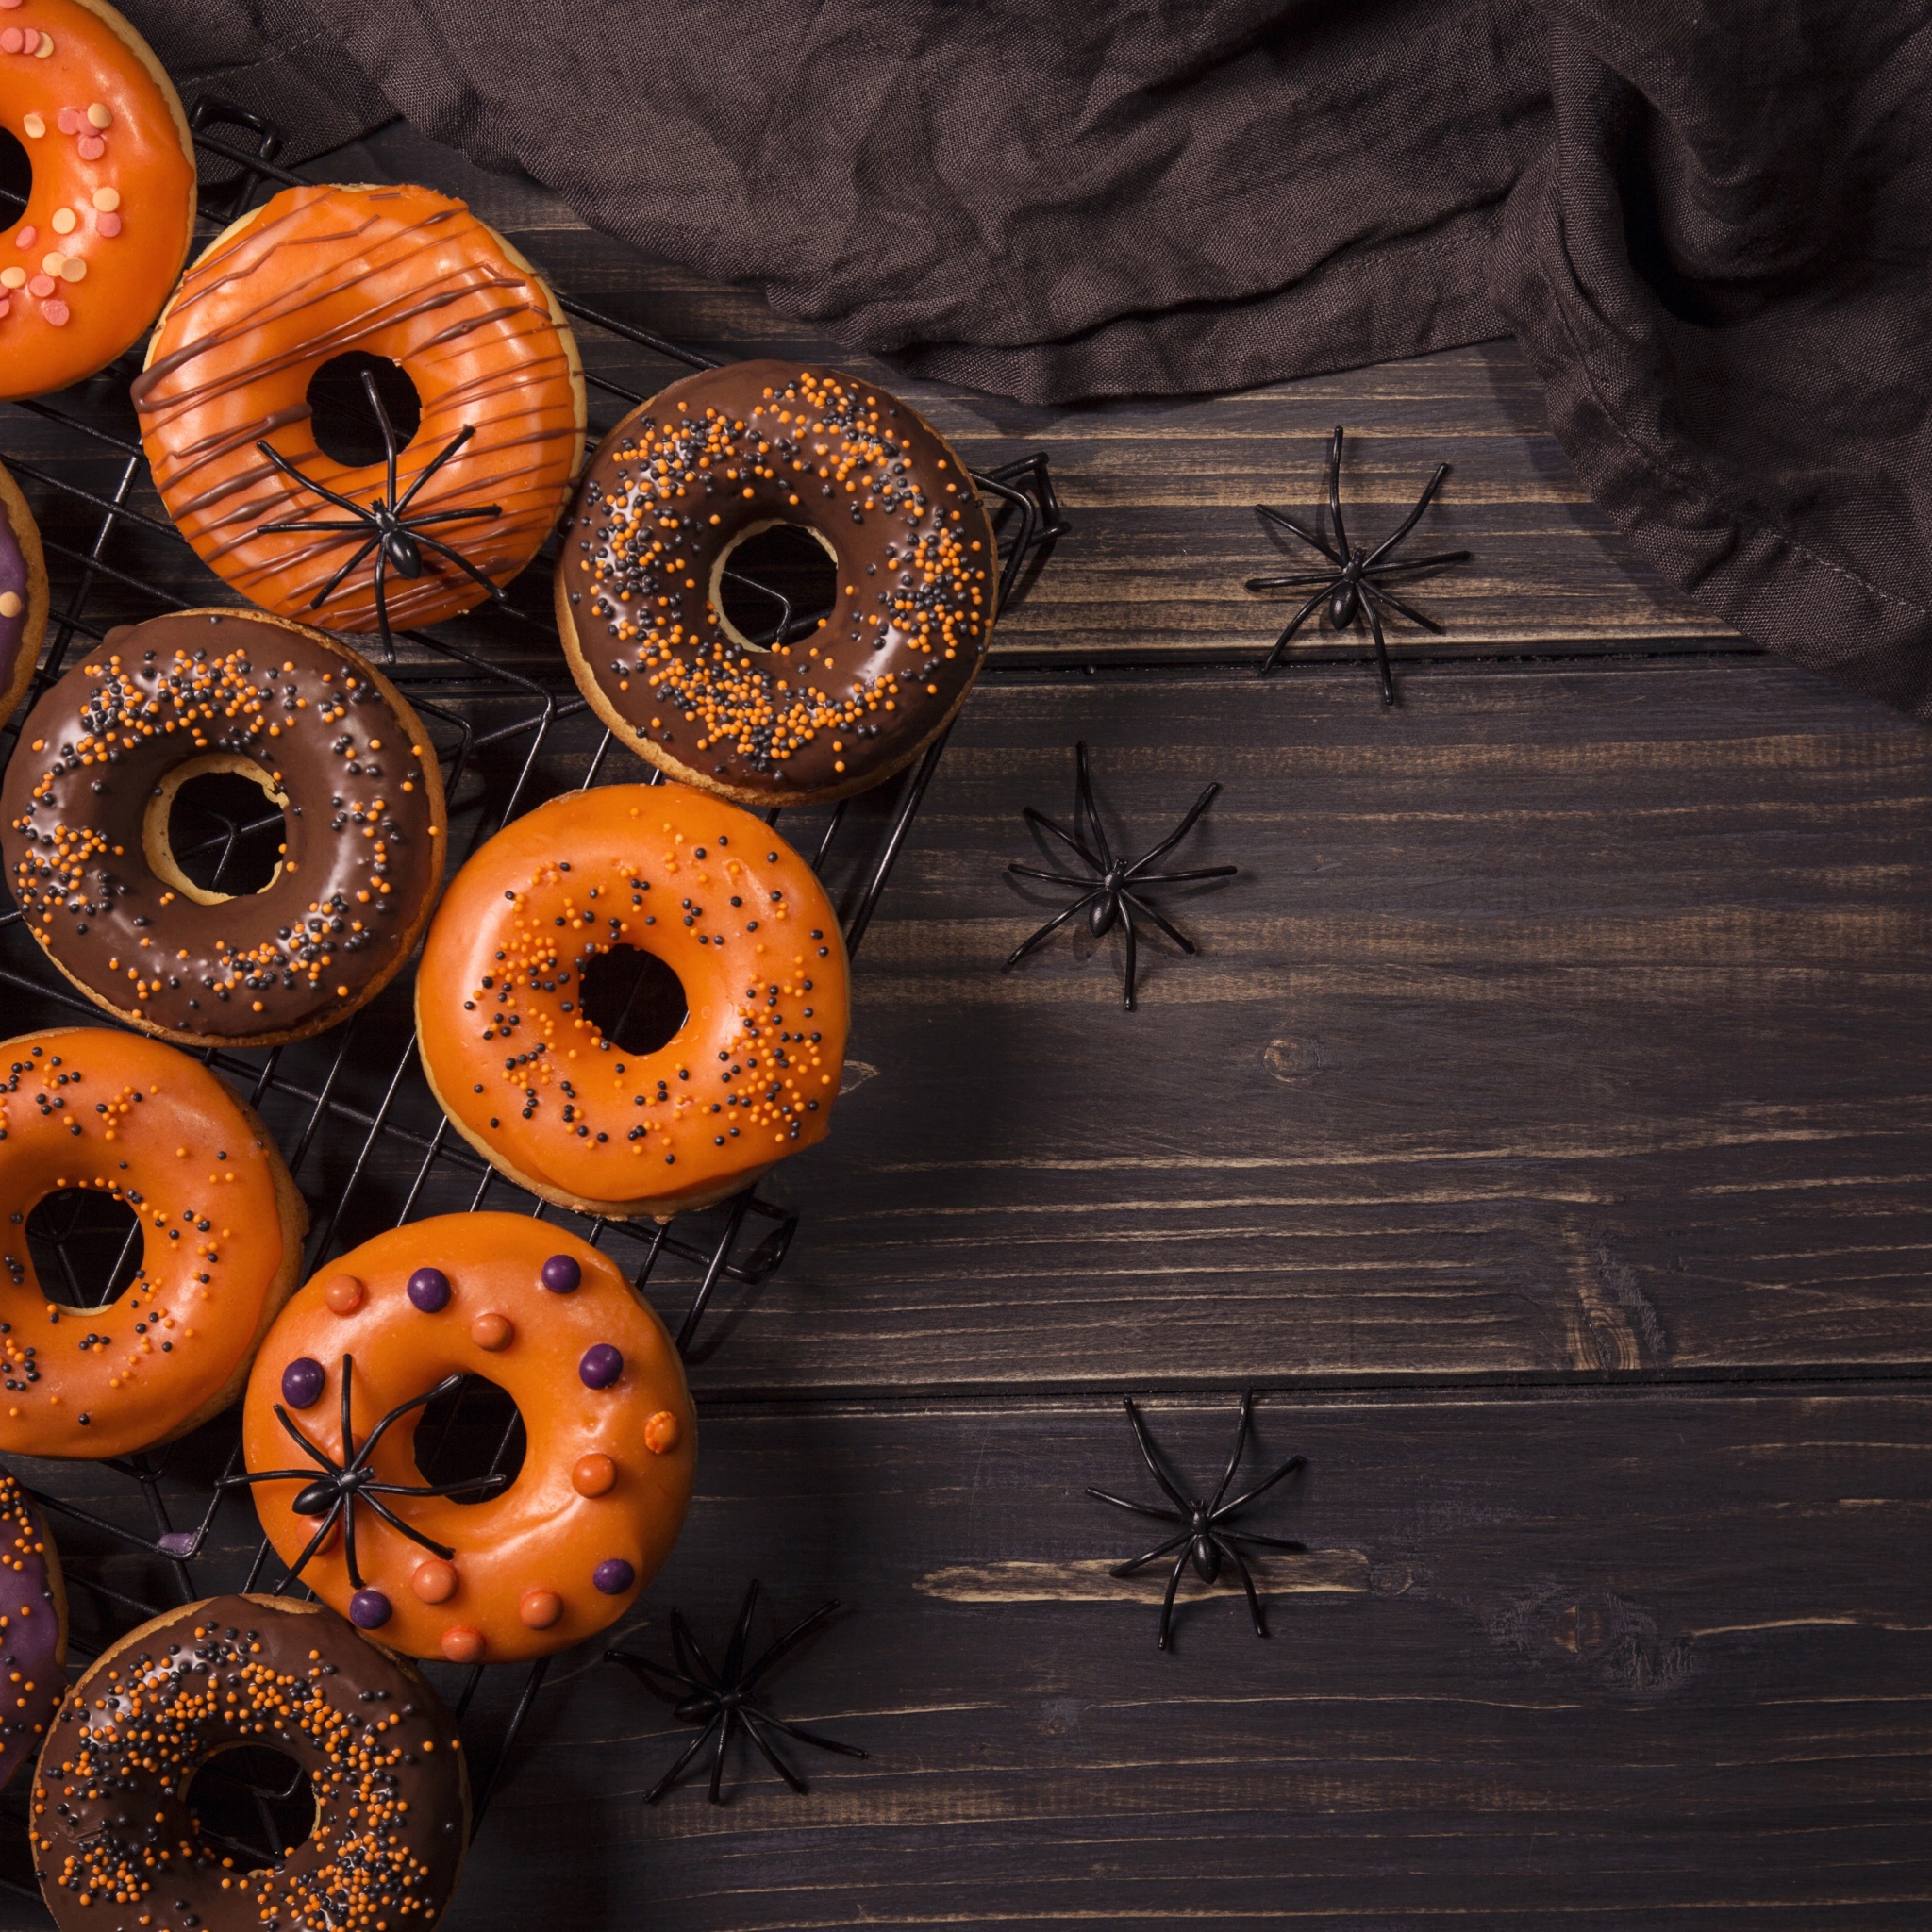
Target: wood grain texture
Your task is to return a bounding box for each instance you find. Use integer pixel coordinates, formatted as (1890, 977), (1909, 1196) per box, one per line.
(440, 1391), (1932, 1929)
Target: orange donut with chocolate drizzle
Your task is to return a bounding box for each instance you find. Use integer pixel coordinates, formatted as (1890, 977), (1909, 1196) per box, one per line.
(415, 781), (848, 1219)
(134, 182), (586, 633)
(0, 1027), (306, 1459)
(242, 1216), (695, 1663)
(0, 0), (196, 401)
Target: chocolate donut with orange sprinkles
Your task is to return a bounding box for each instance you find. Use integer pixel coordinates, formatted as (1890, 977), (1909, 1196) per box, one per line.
(0, 1465), (65, 1793)
(0, 608), (446, 1047)
(31, 1593), (468, 1932)
(556, 358), (997, 808)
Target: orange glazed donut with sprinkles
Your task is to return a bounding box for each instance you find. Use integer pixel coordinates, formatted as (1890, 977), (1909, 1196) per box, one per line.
(414, 780), (849, 1219)
(556, 359), (996, 808)
(136, 181), (586, 635)
(0, 608), (447, 1046)
(31, 1593), (469, 1932)
(0, 1027), (306, 1459)
(0, 1467), (65, 1791)
(240, 1218), (695, 1665)
(0, 0), (196, 400)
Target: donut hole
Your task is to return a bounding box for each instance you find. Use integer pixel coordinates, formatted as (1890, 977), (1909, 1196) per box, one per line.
(577, 945), (688, 1056)
(0, 128), (28, 235)
(145, 755), (290, 903)
(305, 351), (423, 467)
(413, 1372), (527, 1503)
(24, 1189), (142, 1310)
(185, 1745), (317, 1873)
(714, 520), (838, 650)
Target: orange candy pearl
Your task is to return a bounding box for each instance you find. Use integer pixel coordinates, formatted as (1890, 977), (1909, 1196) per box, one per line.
(412, 1559), (458, 1604)
(441, 1625), (484, 1663)
(325, 1274), (366, 1314)
(572, 1453), (616, 1497)
(644, 1410), (681, 1455)
(518, 1589), (562, 1630)
(470, 1312), (513, 1351)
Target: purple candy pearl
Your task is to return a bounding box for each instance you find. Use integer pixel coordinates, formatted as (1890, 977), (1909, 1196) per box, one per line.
(349, 1589), (392, 1630)
(541, 1254), (582, 1294)
(578, 1343), (623, 1390)
(407, 1267), (451, 1312)
(593, 1557), (636, 1595)
(280, 1357), (325, 1409)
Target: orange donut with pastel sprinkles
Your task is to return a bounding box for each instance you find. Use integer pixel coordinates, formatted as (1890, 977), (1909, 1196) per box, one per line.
(0, 0), (196, 400)
(414, 779), (850, 1219)
(242, 1216), (695, 1664)
(0, 1027), (306, 1457)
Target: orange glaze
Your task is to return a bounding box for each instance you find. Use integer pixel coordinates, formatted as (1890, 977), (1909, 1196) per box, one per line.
(0, 0), (195, 401)
(242, 1216), (695, 1663)
(0, 1027), (304, 1458)
(414, 781), (849, 1218)
(134, 182), (586, 632)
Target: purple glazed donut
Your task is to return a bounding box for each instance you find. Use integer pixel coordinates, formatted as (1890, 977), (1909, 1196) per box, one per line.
(0, 459), (48, 726)
(0, 1463), (67, 1792)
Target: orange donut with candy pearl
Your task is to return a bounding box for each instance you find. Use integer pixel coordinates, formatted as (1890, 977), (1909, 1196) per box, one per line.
(242, 1215), (695, 1664)
(414, 780), (849, 1219)
(0, 0), (196, 400)
(0, 1026), (306, 1458)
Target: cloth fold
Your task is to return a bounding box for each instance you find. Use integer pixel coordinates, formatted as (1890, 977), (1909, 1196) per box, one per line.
(121, 0), (1932, 716)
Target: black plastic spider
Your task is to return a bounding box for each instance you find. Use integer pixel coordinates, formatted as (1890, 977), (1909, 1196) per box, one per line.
(1088, 1391), (1306, 1652)
(224, 1353), (508, 1589)
(606, 1580), (865, 1805)
(1247, 424), (1472, 704)
(253, 368), (508, 658)
(1003, 741), (1237, 1010)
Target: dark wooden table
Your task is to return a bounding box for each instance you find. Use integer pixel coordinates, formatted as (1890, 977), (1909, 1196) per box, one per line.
(5, 120), (1930, 1930)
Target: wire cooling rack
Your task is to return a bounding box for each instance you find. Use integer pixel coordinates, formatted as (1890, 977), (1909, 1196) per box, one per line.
(0, 101), (1066, 1902)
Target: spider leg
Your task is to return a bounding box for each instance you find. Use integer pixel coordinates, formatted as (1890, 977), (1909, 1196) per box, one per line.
(1255, 503), (1343, 566)
(1245, 571), (1344, 591)
(362, 1473), (509, 1499)
(748, 1709), (868, 1759)
(1324, 425), (1351, 558)
(1120, 896), (1139, 1010)
(358, 1491), (459, 1562)
(739, 1713), (808, 1793)
(255, 518), (372, 536)
(1127, 866), (1239, 887)
(1107, 1528), (1191, 1577)
(279, 1500), (345, 1589)
(305, 534), (384, 612)
(1213, 1452), (1308, 1522)
(272, 1405), (340, 1474)
(604, 1649), (705, 1701)
(255, 441), (369, 516)
(741, 1597), (840, 1695)
(338, 1353), (358, 1465)
(708, 1704), (737, 1804)
(1362, 461), (1450, 568)
(394, 424), (478, 513)
(1074, 742), (1116, 874)
(1361, 577), (1445, 636)
(1208, 1391), (1255, 1515)
(1364, 548), (1471, 578)
(1257, 586), (1331, 676)
(409, 527), (512, 602)
(1084, 1486), (1187, 1525)
(673, 1609), (725, 1695)
(371, 542), (394, 661)
(723, 1580), (761, 1687)
(342, 1489), (363, 1591)
(1002, 891), (1105, 972)
(356, 1370), (467, 1461)
(1121, 782), (1223, 879)
(1121, 1397), (1195, 1515)
(1217, 1534), (1269, 1639)
(221, 1466), (325, 1488)
(1220, 1529), (1307, 1555)
(359, 370), (402, 510)
(1157, 1545), (1188, 1652)
(1005, 864), (1096, 888)
(645, 1714), (721, 1804)
(1363, 596), (1396, 707)
(399, 505), (505, 528)
(1120, 890), (1198, 958)
(1020, 805), (1105, 874)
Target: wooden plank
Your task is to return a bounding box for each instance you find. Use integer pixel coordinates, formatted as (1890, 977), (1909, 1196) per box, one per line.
(647, 659), (1932, 1392)
(435, 1390), (1932, 1929)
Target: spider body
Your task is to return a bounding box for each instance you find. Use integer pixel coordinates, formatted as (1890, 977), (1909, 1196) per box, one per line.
(225, 1352), (508, 1590)
(607, 1580), (866, 1806)
(1004, 741), (1237, 1009)
(253, 370), (507, 658)
(1088, 1391), (1306, 1651)
(1247, 423), (1472, 703)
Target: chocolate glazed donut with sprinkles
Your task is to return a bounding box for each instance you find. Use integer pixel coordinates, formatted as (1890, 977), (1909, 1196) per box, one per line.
(242, 1218), (695, 1664)
(414, 780), (850, 1219)
(0, 1467), (66, 1793)
(31, 1593), (468, 1932)
(0, 608), (447, 1047)
(556, 359), (996, 807)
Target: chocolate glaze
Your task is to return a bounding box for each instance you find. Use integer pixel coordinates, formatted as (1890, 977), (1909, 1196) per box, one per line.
(558, 360), (996, 801)
(0, 610), (444, 1043)
(0, 1466), (62, 1794)
(0, 497), (28, 700)
(32, 1593), (467, 1932)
